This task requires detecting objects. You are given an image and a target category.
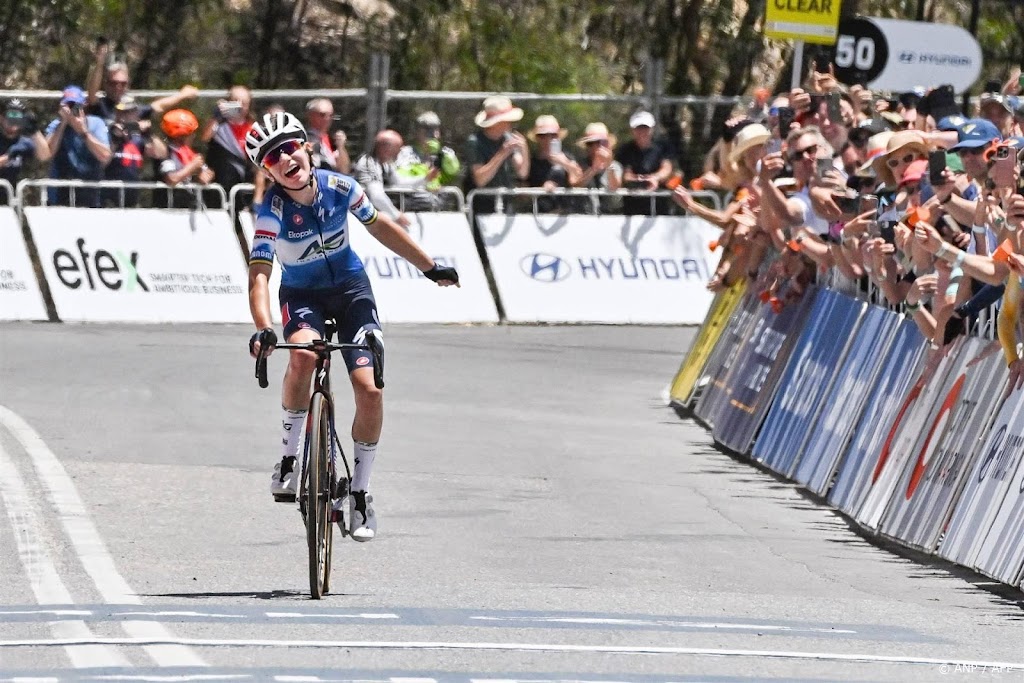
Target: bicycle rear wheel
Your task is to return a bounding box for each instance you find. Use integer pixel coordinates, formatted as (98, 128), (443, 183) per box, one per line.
(306, 392), (334, 599)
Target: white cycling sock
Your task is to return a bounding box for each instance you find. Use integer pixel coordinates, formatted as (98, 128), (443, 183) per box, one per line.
(351, 441), (377, 492)
(281, 408), (307, 459)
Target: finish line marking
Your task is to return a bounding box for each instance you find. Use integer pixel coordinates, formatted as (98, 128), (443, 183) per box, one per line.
(0, 637), (1021, 670)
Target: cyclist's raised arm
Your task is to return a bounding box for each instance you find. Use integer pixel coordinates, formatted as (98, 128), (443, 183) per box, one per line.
(348, 183), (431, 271)
(248, 261), (273, 331)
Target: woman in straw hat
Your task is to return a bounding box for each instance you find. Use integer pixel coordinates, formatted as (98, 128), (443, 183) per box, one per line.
(526, 114), (582, 190)
(572, 122), (621, 192)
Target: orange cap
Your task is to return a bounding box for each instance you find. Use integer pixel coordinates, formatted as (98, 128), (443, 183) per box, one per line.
(161, 109), (199, 138)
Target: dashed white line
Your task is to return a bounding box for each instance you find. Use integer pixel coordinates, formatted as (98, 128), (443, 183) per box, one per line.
(0, 636), (1021, 670)
(0, 439), (129, 668)
(469, 615), (857, 634)
(0, 405), (206, 668)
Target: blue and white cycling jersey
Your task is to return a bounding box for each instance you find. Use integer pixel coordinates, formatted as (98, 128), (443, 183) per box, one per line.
(249, 169), (379, 289)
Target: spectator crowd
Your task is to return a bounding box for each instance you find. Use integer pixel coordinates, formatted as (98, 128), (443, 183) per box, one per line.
(671, 67), (1024, 394)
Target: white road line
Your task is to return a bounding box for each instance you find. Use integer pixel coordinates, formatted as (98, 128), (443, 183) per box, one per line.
(469, 615), (858, 634)
(0, 439), (129, 668)
(0, 636), (1021, 670)
(266, 612), (400, 620)
(0, 405), (206, 668)
(116, 612), (245, 620)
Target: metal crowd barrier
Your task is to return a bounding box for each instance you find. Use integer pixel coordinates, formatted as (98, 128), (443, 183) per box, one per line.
(15, 179), (228, 212)
(466, 187), (723, 221)
(0, 179), (14, 207)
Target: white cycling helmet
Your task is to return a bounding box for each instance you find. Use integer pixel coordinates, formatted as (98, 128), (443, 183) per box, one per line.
(245, 111), (307, 166)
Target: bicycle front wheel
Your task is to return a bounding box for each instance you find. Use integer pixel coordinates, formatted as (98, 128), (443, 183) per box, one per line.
(306, 392), (334, 599)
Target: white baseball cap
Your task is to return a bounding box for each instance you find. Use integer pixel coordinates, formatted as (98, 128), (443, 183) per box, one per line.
(629, 111), (656, 128)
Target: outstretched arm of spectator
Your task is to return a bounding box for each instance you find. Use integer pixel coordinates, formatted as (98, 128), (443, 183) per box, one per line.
(46, 117), (68, 157)
(915, 221), (1010, 286)
(150, 85), (199, 116)
(333, 131), (351, 174)
(756, 153), (803, 226)
(86, 44), (109, 106)
(671, 188), (740, 227)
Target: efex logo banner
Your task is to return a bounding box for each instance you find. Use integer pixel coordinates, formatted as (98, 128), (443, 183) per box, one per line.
(26, 207), (251, 323)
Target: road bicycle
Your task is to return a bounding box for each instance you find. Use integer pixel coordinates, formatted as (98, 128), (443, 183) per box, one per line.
(254, 321), (384, 599)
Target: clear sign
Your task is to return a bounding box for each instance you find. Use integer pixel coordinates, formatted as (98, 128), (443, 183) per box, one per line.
(765, 0), (843, 45)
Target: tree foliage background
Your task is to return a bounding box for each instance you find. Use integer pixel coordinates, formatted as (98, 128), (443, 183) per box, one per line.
(1, 0), (1020, 172)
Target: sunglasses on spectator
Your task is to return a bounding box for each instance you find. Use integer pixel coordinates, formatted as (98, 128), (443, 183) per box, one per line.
(886, 153), (916, 168)
(788, 143), (818, 161)
(263, 139), (304, 168)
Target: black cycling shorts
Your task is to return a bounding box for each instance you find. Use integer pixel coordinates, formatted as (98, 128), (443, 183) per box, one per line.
(279, 270), (380, 373)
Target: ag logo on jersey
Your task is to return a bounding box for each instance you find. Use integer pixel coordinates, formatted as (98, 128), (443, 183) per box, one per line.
(328, 175), (352, 194)
(271, 195), (284, 220)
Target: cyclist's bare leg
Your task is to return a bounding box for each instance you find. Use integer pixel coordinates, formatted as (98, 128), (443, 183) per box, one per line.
(282, 328), (320, 410)
(349, 366), (383, 442)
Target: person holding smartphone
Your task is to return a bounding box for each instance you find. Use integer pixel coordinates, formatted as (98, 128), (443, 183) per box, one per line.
(200, 85), (257, 208)
(43, 85), (111, 208)
(573, 122), (621, 193)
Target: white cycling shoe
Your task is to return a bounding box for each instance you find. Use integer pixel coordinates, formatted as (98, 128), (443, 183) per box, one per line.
(349, 491), (376, 542)
(270, 456), (297, 501)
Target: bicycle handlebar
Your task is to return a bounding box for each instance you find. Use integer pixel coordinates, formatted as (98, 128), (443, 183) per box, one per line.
(255, 334), (385, 390)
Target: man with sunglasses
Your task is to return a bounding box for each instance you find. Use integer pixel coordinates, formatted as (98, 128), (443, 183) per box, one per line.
(245, 112), (459, 542)
(931, 119), (1000, 228)
(757, 126), (834, 239)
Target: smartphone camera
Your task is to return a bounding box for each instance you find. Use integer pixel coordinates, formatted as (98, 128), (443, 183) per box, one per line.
(879, 222), (896, 245)
(815, 157), (833, 178)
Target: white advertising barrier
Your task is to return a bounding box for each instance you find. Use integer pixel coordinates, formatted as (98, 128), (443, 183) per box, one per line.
(878, 343), (1007, 551)
(854, 338), (975, 531)
(249, 212), (498, 324)
(0, 207), (48, 320)
(939, 383), (1024, 570)
(26, 207), (251, 323)
(477, 214), (722, 324)
(973, 388), (1024, 586)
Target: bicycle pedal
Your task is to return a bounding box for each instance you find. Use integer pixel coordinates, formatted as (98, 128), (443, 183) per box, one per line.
(273, 493), (297, 504)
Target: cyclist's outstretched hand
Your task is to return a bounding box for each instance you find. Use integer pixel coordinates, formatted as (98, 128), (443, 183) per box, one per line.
(423, 263), (460, 288)
(249, 327), (278, 358)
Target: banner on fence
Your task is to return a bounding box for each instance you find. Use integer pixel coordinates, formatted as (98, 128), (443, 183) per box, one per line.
(669, 281), (747, 408)
(972, 381), (1024, 586)
(752, 289), (866, 475)
(26, 207), (251, 323)
(794, 306), (901, 494)
(0, 207), (48, 321)
(251, 212), (499, 324)
(879, 343), (1007, 551)
(939, 383), (1024, 571)
(828, 319), (928, 515)
(692, 292), (765, 427)
(711, 287), (816, 454)
(476, 214), (722, 324)
(856, 338), (980, 530)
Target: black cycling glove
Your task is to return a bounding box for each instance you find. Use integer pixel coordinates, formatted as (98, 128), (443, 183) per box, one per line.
(249, 327), (278, 355)
(423, 263), (459, 284)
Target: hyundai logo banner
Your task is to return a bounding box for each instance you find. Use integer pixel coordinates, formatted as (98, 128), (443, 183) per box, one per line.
(479, 214), (723, 324)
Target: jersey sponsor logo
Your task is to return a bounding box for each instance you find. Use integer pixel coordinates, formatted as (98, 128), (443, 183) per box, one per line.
(351, 192), (367, 211)
(295, 306), (313, 319)
(287, 229), (314, 239)
(328, 175), (352, 194)
(296, 228), (348, 262)
(271, 195), (284, 220)
(298, 322), (311, 329)
(356, 356), (370, 366)
(292, 214), (304, 225)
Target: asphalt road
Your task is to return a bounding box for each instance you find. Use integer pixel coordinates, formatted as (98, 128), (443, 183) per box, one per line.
(0, 322), (1021, 682)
